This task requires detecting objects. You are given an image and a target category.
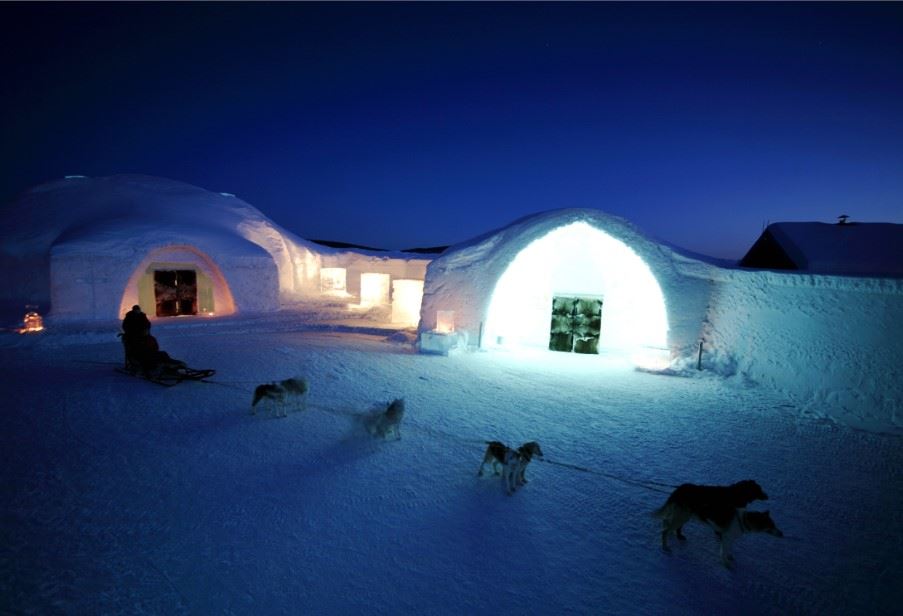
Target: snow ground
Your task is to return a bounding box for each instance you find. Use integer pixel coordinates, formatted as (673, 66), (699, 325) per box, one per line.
(2, 314), (901, 615)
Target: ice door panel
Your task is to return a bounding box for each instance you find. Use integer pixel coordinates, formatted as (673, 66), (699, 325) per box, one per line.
(549, 296), (603, 353)
(154, 270), (198, 317)
(175, 270), (197, 316)
(549, 296), (577, 352)
(154, 270), (177, 317)
(572, 297), (602, 354)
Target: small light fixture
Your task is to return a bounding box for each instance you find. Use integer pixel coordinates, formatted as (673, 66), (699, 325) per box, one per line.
(20, 309), (44, 333)
(435, 310), (455, 333)
(631, 346), (672, 371)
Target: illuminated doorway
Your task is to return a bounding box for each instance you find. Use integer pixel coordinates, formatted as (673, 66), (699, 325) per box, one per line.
(154, 269), (198, 317)
(549, 296), (603, 354)
(483, 222), (668, 358)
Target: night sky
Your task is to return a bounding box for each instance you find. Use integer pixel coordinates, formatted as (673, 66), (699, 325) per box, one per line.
(2, 2), (901, 258)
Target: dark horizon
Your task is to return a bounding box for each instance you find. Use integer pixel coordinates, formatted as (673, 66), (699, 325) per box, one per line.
(2, 2), (902, 258)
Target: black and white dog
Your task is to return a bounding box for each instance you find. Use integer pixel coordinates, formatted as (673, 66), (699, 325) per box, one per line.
(251, 377), (309, 418)
(477, 441), (544, 495)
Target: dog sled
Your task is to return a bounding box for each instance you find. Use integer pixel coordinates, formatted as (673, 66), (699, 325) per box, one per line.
(117, 363), (216, 387)
(117, 332), (215, 386)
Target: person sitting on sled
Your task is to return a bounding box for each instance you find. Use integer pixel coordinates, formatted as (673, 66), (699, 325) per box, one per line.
(121, 304), (150, 340)
(120, 305), (184, 376)
(135, 334), (186, 376)
(121, 305), (150, 370)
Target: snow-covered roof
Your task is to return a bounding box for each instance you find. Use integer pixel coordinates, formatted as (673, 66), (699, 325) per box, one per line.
(741, 222), (903, 276)
(2, 174), (312, 258)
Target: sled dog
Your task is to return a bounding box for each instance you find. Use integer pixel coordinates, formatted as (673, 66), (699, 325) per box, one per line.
(363, 398), (405, 440)
(477, 441), (544, 494)
(653, 479), (775, 566)
(657, 506), (783, 567)
(251, 377), (309, 418)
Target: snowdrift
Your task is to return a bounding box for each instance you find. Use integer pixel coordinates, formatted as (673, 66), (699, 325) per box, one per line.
(696, 268), (903, 434)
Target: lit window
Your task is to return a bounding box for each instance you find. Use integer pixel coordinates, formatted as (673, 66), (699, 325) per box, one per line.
(320, 268), (347, 295)
(391, 279), (424, 326)
(360, 273), (391, 306)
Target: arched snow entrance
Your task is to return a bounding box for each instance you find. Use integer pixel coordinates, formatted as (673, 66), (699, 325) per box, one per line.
(118, 245), (236, 319)
(482, 222), (668, 363)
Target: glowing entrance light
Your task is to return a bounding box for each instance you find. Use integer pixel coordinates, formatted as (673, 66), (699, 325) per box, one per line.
(320, 267), (348, 296)
(360, 273), (391, 307)
(435, 310), (455, 333)
(391, 279), (424, 326)
(482, 222), (668, 365)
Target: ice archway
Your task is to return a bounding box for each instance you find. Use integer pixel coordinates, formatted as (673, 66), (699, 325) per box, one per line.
(482, 222), (668, 357)
(118, 244), (237, 319)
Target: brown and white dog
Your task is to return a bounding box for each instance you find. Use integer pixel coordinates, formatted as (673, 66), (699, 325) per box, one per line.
(653, 479), (780, 566)
(251, 377), (309, 418)
(477, 441), (544, 495)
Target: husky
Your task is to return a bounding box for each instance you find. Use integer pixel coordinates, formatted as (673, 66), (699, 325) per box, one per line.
(477, 441), (544, 495)
(658, 506), (783, 567)
(362, 398), (405, 440)
(654, 480), (769, 545)
(653, 479), (776, 566)
(251, 377), (309, 418)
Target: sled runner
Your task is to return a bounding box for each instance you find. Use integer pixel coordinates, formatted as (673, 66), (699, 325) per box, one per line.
(118, 330), (215, 386)
(117, 364), (216, 387)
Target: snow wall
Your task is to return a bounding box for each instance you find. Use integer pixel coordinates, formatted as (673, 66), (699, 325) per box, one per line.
(50, 236), (275, 321)
(320, 251), (430, 301)
(695, 269), (903, 434)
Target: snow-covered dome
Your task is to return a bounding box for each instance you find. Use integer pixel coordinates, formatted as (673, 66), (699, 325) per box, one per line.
(0, 174), (322, 320)
(417, 208), (713, 363)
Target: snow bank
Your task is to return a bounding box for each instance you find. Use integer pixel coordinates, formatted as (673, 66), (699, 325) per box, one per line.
(694, 269), (903, 434)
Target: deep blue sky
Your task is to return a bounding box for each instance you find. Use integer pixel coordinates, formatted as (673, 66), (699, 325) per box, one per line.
(2, 2), (901, 258)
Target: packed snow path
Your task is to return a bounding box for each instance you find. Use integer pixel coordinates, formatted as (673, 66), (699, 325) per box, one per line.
(2, 321), (901, 615)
